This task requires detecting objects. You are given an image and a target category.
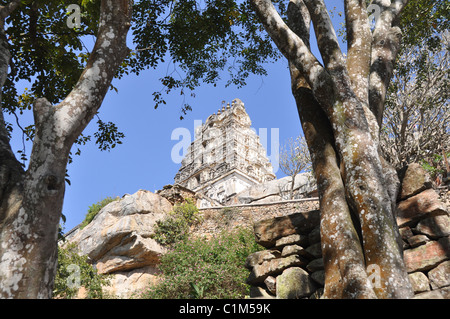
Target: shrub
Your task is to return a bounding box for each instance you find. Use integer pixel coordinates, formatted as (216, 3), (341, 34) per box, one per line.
(80, 196), (119, 229)
(54, 243), (111, 299)
(420, 152), (450, 180)
(152, 198), (201, 246)
(141, 227), (263, 299)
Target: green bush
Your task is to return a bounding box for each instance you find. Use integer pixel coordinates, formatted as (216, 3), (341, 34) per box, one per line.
(152, 199), (201, 246)
(141, 227), (263, 299)
(54, 243), (111, 299)
(420, 152), (450, 179)
(80, 196), (119, 229)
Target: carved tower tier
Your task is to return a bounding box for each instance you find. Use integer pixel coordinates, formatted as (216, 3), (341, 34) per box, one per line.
(174, 98), (276, 207)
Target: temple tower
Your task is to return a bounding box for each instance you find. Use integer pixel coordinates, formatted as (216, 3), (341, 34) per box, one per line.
(174, 98), (276, 207)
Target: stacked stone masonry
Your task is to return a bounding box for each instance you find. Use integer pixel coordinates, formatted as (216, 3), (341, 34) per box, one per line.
(243, 163), (449, 299)
(174, 98), (276, 207)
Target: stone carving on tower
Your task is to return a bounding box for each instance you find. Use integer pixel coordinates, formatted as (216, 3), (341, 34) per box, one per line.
(174, 98), (276, 207)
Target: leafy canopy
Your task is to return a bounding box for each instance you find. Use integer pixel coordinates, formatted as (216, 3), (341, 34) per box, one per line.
(2, 0), (283, 160)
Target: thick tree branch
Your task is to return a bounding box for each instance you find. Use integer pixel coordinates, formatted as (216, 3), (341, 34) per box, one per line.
(55, 0), (132, 150)
(372, 0), (409, 33)
(368, 0), (406, 126)
(344, 0), (372, 104)
(250, 0), (335, 111)
(287, 2), (376, 298)
(303, 0), (346, 72)
(368, 0), (409, 125)
(0, 0), (21, 29)
(27, 0), (133, 213)
(287, 0), (310, 48)
(0, 0), (23, 226)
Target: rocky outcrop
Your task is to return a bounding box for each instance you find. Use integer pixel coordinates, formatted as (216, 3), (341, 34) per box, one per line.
(156, 184), (197, 205)
(65, 189), (172, 298)
(228, 173), (316, 205)
(246, 163), (449, 299)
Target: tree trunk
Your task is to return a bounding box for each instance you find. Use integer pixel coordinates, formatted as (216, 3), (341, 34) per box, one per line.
(0, 0), (133, 298)
(289, 174), (296, 199)
(291, 73), (377, 298)
(252, 0), (414, 298)
(286, 1), (375, 298)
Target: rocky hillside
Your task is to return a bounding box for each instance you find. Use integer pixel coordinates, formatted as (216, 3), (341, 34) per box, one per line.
(227, 172), (316, 205)
(63, 164), (449, 299)
(65, 190), (172, 298)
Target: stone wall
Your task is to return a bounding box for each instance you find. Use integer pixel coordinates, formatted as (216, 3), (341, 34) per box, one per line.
(244, 164), (450, 299)
(63, 164), (448, 299)
(189, 198), (319, 238)
(397, 164), (450, 298)
(245, 210), (323, 299)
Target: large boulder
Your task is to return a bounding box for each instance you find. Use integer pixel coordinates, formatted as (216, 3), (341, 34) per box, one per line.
(276, 267), (316, 299)
(246, 254), (308, 285)
(396, 189), (448, 228)
(66, 190), (172, 274)
(399, 163), (433, 200)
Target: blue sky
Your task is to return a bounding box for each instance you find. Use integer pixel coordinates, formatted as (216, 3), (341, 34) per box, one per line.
(61, 58), (301, 232)
(5, 1), (346, 232)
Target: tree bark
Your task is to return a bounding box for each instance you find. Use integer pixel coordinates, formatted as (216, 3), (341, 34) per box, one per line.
(252, 0), (414, 298)
(289, 174), (295, 199)
(287, 0), (375, 298)
(0, 0), (133, 298)
(291, 71), (377, 298)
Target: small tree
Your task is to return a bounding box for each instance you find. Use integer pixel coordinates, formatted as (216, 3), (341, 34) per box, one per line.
(80, 196), (120, 229)
(381, 31), (449, 171)
(152, 199), (201, 246)
(279, 135), (312, 199)
(53, 243), (111, 299)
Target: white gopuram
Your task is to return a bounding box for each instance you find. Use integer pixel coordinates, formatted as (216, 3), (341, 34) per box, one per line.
(174, 98), (276, 207)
